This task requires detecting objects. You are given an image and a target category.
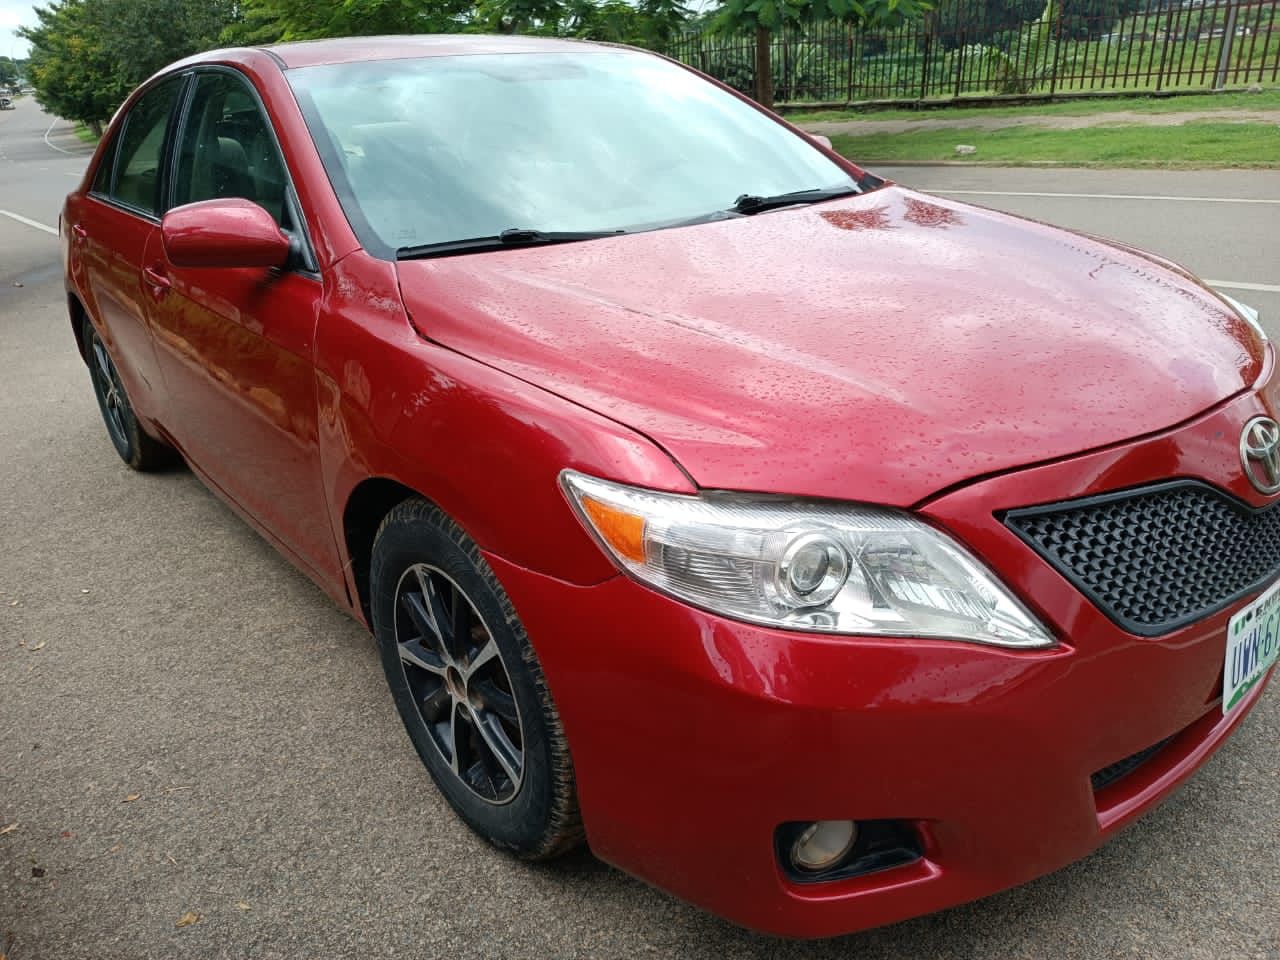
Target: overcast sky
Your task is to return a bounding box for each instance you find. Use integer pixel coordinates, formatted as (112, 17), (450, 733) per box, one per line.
(2, 0), (35, 59)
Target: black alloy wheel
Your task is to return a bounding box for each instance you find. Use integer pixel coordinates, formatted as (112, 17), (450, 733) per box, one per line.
(393, 562), (524, 803)
(82, 317), (175, 471)
(89, 330), (130, 456)
(370, 499), (583, 859)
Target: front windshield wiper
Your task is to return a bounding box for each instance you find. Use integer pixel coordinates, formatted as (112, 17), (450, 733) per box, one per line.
(396, 227), (625, 260)
(731, 185), (861, 216)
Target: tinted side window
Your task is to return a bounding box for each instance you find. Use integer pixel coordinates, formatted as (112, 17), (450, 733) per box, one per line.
(112, 77), (183, 216)
(90, 134), (118, 195)
(174, 73), (291, 228)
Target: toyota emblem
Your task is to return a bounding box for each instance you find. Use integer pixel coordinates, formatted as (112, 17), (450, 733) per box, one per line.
(1240, 416), (1280, 495)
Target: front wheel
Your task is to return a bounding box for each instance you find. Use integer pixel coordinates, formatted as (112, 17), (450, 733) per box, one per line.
(83, 318), (175, 471)
(370, 498), (583, 859)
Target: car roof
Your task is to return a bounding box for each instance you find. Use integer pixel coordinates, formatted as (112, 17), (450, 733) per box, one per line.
(262, 34), (622, 70)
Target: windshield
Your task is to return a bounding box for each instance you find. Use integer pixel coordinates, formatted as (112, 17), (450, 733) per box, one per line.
(287, 50), (862, 258)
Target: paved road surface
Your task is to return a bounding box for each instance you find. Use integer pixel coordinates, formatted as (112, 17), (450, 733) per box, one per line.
(1, 100), (1277, 959)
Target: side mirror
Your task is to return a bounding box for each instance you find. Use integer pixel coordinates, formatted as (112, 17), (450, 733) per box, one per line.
(810, 134), (833, 151)
(162, 198), (291, 270)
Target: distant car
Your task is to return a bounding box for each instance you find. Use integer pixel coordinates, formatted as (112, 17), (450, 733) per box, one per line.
(0, 97), (13, 110)
(61, 35), (1275, 938)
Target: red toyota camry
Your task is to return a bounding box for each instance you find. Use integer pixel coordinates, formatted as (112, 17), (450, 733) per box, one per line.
(62, 35), (1276, 938)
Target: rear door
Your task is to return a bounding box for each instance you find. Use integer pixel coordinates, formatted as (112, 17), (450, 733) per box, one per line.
(144, 68), (340, 587)
(69, 76), (186, 426)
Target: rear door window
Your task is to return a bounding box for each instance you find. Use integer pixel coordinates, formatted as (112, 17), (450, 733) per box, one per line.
(110, 77), (184, 216)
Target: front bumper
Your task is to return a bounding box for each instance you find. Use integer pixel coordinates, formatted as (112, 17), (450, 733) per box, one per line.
(486, 386), (1280, 939)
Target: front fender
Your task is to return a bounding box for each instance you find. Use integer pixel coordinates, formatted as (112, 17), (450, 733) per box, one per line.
(315, 252), (695, 598)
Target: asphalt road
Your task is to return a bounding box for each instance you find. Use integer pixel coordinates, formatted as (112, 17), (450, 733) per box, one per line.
(1, 100), (1277, 960)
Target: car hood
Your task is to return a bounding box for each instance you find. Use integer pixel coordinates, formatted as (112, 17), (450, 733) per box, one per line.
(397, 186), (1262, 506)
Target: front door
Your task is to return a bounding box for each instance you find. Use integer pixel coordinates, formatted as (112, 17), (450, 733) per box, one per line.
(146, 69), (340, 588)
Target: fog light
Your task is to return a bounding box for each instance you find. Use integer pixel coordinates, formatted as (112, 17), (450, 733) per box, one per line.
(790, 819), (857, 873)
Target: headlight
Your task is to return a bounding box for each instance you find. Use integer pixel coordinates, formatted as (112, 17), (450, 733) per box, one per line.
(561, 471), (1054, 649)
(1220, 293), (1266, 344)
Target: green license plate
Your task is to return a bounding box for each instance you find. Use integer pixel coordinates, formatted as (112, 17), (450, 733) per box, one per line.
(1224, 579), (1280, 714)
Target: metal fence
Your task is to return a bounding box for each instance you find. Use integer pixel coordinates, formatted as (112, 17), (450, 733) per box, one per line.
(664, 0), (1280, 104)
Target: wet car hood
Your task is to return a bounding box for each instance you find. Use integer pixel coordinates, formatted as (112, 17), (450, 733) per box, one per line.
(397, 186), (1262, 507)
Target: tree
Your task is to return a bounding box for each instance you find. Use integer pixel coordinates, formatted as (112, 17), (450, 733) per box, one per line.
(103, 0), (235, 76)
(0, 57), (20, 86)
(711, 0), (931, 108)
(1058, 0), (1145, 40)
(473, 0), (567, 35)
(223, 0), (475, 44)
(20, 0), (127, 133)
(709, 0), (933, 108)
(932, 0), (1042, 49)
(635, 0), (688, 46)
(21, 0), (234, 132)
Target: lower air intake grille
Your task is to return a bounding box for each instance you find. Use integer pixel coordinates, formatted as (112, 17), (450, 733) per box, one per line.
(1005, 481), (1280, 636)
(1091, 737), (1173, 792)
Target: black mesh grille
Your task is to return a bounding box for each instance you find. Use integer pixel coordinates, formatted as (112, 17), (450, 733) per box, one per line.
(1006, 481), (1280, 636)
(1091, 737), (1173, 792)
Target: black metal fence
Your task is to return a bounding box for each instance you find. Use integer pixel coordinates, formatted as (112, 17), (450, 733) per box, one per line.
(665, 0), (1280, 104)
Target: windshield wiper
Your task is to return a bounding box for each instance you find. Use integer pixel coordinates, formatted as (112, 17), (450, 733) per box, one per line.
(396, 227), (625, 260)
(731, 186), (861, 216)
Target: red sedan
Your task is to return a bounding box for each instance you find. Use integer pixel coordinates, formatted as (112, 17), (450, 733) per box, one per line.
(62, 35), (1276, 938)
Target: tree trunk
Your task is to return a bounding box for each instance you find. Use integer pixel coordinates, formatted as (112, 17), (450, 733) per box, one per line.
(754, 25), (773, 109)
(89, 120), (103, 137)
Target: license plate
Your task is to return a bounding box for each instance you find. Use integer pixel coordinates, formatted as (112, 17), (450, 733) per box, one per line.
(1224, 579), (1280, 714)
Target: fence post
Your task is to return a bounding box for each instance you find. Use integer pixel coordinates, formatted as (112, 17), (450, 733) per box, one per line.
(1214, 1), (1241, 89)
(1048, 10), (1059, 96)
(954, 29), (965, 99)
(919, 31), (931, 101)
(846, 24), (855, 103)
(1155, 4), (1176, 92)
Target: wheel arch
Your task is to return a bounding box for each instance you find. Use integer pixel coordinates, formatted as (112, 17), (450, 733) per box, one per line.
(68, 291), (90, 364)
(342, 476), (427, 625)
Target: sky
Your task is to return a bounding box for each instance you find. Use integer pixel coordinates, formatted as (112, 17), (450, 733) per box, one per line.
(2, 0), (35, 59)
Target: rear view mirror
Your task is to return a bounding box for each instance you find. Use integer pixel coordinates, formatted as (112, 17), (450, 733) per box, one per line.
(161, 198), (291, 270)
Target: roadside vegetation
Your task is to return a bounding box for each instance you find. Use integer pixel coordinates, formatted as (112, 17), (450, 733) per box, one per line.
(830, 119), (1280, 166)
(672, 0), (1280, 106)
(788, 86), (1280, 122)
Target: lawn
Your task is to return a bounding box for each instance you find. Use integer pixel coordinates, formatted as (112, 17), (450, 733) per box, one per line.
(787, 87), (1280, 124)
(829, 120), (1280, 167)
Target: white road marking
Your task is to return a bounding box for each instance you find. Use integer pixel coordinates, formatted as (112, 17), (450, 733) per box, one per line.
(936, 189), (1280, 206)
(1205, 279), (1280, 294)
(43, 116), (76, 155)
(0, 210), (58, 235)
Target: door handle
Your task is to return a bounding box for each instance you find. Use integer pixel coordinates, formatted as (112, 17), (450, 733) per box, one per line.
(71, 223), (88, 243)
(142, 264), (171, 300)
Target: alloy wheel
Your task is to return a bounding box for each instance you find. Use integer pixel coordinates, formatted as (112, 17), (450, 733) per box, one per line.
(89, 332), (128, 450)
(393, 563), (525, 804)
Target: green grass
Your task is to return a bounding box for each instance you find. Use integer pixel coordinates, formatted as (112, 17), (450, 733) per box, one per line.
(787, 87), (1280, 124)
(73, 124), (99, 144)
(830, 120), (1280, 167)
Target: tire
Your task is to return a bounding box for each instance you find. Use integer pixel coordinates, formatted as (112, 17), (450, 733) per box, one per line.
(370, 498), (583, 860)
(82, 317), (176, 471)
